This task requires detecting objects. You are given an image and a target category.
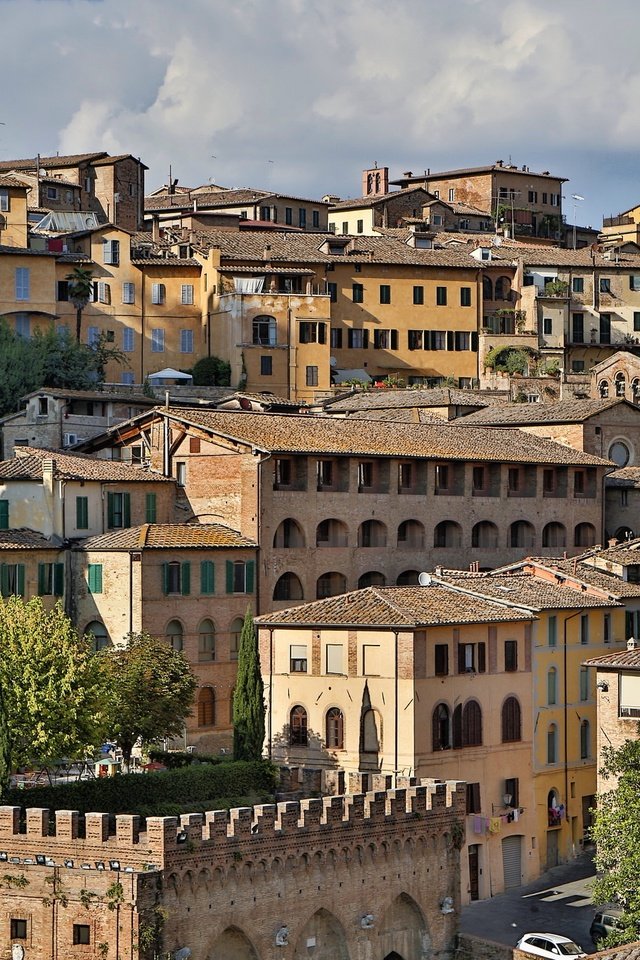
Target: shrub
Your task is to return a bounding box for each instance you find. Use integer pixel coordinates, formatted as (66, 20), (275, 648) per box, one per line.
(191, 356), (231, 386)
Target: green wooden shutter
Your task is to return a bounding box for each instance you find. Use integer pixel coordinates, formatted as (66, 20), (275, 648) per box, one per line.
(226, 560), (234, 594)
(123, 493), (131, 528)
(181, 562), (191, 596)
(200, 561), (214, 595)
(0, 565), (7, 597)
(76, 496), (88, 529)
(37, 563), (47, 596)
(54, 563), (64, 596)
(88, 564), (103, 594)
(162, 563), (169, 595)
(107, 492), (115, 528)
(145, 493), (157, 524)
(0, 500), (8, 530)
(245, 560), (255, 594)
(16, 565), (25, 597)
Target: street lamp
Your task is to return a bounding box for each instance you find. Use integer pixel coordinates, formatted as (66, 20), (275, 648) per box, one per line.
(571, 194), (585, 250)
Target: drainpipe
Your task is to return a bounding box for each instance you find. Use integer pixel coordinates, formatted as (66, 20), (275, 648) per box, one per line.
(394, 629), (399, 785)
(268, 627), (274, 760)
(562, 609), (582, 828)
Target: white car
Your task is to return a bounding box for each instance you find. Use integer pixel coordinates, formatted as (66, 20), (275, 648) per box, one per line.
(516, 933), (587, 960)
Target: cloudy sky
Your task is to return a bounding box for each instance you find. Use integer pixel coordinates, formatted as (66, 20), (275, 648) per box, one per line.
(2, 0), (638, 227)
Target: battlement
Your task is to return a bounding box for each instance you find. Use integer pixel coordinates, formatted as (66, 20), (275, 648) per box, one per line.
(0, 779), (465, 871)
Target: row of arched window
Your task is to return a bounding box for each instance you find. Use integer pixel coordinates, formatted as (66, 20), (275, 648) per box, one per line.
(432, 697), (520, 750)
(196, 685), (236, 729)
(547, 720), (591, 762)
(483, 276), (513, 301)
(84, 617), (246, 660)
(599, 372), (640, 399)
(273, 517), (597, 552)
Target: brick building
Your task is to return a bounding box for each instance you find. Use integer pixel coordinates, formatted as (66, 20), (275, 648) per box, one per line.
(0, 781), (463, 960)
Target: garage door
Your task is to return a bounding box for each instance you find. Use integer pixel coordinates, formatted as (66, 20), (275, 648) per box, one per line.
(502, 835), (522, 889)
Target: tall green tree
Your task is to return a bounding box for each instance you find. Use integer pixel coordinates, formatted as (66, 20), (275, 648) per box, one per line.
(0, 597), (107, 771)
(591, 737), (640, 946)
(101, 633), (197, 769)
(0, 683), (11, 799)
(66, 265), (95, 343)
(233, 608), (265, 761)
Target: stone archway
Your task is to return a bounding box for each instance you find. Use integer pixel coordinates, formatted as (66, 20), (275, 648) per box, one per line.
(377, 893), (431, 960)
(210, 926), (259, 960)
(293, 908), (349, 960)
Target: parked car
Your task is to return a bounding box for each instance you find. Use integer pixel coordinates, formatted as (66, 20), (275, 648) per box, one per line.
(590, 907), (624, 945)
(516, 933), (587, 960)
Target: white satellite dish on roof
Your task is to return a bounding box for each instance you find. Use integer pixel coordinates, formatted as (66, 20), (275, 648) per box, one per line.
(330, 356), (337, 367)
(418, 572), (432, 586)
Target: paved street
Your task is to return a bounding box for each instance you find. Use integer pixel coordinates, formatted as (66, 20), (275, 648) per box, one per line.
(460, 850), (599, 953)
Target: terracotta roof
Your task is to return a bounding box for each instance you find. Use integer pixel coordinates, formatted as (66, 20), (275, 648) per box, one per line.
(322, 387), (499, 413)
(606, 467), (640, 488)
(392, 164), (568, 183)
(490, 245), (640, 269)
(0, 448), (170, 483)
(255, 584), (537, 628)
(79, 523), (256, 550)
(19, 387), (155, 405)
(329, 187), (433, 212)
(0, 529), (59, 550)
(583, 648), (640, 669)
(145, 187), (328, 213)
(0, 175), (30, 190)
(457, 398), (628, 426)
(346, 407), (447, 424)
(140, 407), (613, 466)
(0, 153), (107, 171)
(437, 571), (620, 610)
(514, 555), (640, 599)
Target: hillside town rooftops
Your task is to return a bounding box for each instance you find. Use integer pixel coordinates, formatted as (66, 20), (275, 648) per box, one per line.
(328, 186), (433, 211)
(79, 523), (256, 550)
(436, 570), (620, 610)
(322, 387), (504, 413)
(457, 398), (629, 426)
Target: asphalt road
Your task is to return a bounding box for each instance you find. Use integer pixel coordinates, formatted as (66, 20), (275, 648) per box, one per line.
(460, 850), (599, 954)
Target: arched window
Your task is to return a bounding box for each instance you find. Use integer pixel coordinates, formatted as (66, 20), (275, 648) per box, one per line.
(599, 379), (609, 399)
(361, 709), (381, 753)
(542, 522), (566, 548)
(252, 314), (277, 345)
(316, 519), (348, 547)
(462, 700), (482, 747)
(396, 570), (420, 585)
(547, 666), (557, 705)
(273, 518), (305, 548)
(85, 620), (110, 653)
(229, 617), (243, 661)
(574, 523), (596, 547)
(325, 708), (344, 749)
(316, 571), (347, 599)
(615, 371), (626, 397)
(198, 618), (215, 661)
(358, 571), (386, 589)
(290, 706), (308, 746)
(482, 276), (493, 301)
(434, 520), (462, 548)
(509, 520), (535, 548)
(397, 519), (425, 548)
(432, 704), (451, 751)
(472, 521), (498, 548)
(358, 520), (387, 548)
(633, 377), (640, 398)
(615, 525), (635, 541)
(197, 687), (215, 727)
(273, 572), (304, 601)
(166, 619), (184, 652)
(501, 696), (521, 743)
(547, 724), (558, 764)
(580, 719), (590, 759)
(494, 276), (512, 301)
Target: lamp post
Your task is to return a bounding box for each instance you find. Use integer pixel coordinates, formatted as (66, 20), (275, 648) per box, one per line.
(571, 194), (584, 250)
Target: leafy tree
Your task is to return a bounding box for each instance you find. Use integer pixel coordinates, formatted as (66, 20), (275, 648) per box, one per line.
(101, 633), (197, 769)
(233, 609), (265, 761)
(0, 597), (107, 771)
(0, 683), (11, 799)
(484, 345), (538, 376)
(590, 738), (640, 946)
(191, 355), (231, 386)
(66, 266), (95, 343)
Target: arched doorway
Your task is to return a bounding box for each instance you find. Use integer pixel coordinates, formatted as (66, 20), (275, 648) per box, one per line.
(210, 926), (259, 960)
(378, 893), (430, 960)
(293, 909), (349, 959)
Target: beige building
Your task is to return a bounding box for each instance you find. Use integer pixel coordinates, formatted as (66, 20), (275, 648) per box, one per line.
(77, 406), (610, 612)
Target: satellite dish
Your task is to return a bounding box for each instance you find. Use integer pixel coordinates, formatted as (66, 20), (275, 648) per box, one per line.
(418, 572), (432, 586)
(329, 356), (337, 367)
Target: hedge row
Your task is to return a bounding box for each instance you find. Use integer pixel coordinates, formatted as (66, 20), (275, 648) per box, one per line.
(147, 749), (225, 769)
(5, 760), (277, 823)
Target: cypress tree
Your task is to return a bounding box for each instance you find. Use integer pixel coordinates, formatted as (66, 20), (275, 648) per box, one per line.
(233, 608), (265, 761)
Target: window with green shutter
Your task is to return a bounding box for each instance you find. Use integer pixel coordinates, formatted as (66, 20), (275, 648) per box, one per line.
(226, 559), (255, 594)
(200, 561), (215, 595)
(145, 493), (157, 524)
(107, 492), (131, 529)
(54, 562), (64, 596)
(38, 562), (64, 596)
(0, 564), (25, 597)
(0, 500), (8, 530)
(181, 562), (191, 596)
(87, 564), (103, 594)
(76, 496), (88, 530)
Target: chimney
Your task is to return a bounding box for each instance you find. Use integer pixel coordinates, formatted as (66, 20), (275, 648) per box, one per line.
(152, 215), (160, 242)
(608, 538), (618, 548)
(627, 637), (638, 650)
(263, 244), (271, 263)
(42, 459), (55, 497)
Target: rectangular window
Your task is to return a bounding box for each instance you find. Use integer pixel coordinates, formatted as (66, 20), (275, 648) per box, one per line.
(448, 188), (456, 202)
(122, 327), (135, 352)
(107, 491), (131, 529)
(358, 461), (373, 490)
(274, 458), (292, 487)
(604, 612), (611, 644)
(76, 496), (88, 529)
(306, 365), (318, 387)
(408, 330), (422, 350)
(458, 642), (486, 673)
(435, 463), (449, 490)
(10, 918), (27, 939)
(15, 313), (30, 338)
(181, 284), (194, 305)
(630, 275), (640, 292)
(352, 283), (364, 303)
(543, 468), (555, 493)
(460, 287), (472, 307)
(122, 282), (135, 304)
(57, 280), (69, 301)
(528, 190), (537, 203)
(151, 283), (166, 305)
(180, 329), (194, 353)
(151, 328), (165, 352)
(543, 317), (553, 335)
(298, 208), (306, 228)
(399, 462), (413, 488)
(38, 562), (64, 597)
(573, 277), (584, 293)
(15, 267), (30, 301)
(312, 210), (320, 228)
(330, 327), (342, 348)
(435, 644), (449, 676)
(600, 314), (611, 344)
(580, 666), (589, 702)
(121, 371), (134, 385)
(328, 282), (337, 303)
(342, 221), (349, 235)
(600, 277), (611, 294)
(356, 219), (363, 233)
(285, 207), (292, 225)
(0, 189), (8, 212)
(226, 559), (255, 595)
(97, 281), (111, 304)
(348, 328), (368, 348)
(454, 331), (470, 350)
(0, 564), (24, 597)
(580, 614), (589, 645)
(87, 564), (103, 594)
(379, 284), (391, 304)
(290, 644), (308, 673)
(299, 321), (326, 344)
(317, 459), (334, 488)
(176, 462), (186, 487)
(103, 239), (119, 265)
(572, 313), (584, 342)
(504, 639), (518, 672)
(326, 644), (343, 674)
(466, 782), (481, 814)
(145, 493), (157, 523)
(548, 615), (557, 647)
(73, 925), (91, 946)
(413, 285), (424, 305)
(504, 777), (519, 808)
(362, 643), (381, 676)
(87, 326), (100, 347)
(634, 312), (640, 332)
(200, 560), (215, 595)
(261, 355), (273, 376)
(436, 286), (447, 306)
